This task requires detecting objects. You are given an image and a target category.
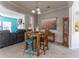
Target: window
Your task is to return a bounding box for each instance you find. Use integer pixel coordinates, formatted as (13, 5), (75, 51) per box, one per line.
(0, 21), (12, 32)
(3, 21), (11, 32)
(0, 21), (2, 30)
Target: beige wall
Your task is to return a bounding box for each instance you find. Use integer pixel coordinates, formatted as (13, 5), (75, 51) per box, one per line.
(38, 7), (69, 43)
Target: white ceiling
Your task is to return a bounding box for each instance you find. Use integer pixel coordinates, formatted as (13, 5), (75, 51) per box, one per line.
(9, 1), (69, 13)
(0, 1), (70, 14)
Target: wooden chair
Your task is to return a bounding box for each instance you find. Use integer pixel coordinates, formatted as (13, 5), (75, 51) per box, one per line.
(36, 32), (40, 56)
(43, 30), (48, 54)
(48, 31), (55, 42)
(40, 30), (48, 55)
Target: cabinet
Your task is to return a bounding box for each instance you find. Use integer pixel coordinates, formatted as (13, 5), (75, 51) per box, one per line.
(62, 17), (69, 47)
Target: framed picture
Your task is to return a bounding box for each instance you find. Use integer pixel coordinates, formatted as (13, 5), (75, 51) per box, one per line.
(41, 17), (57, 30)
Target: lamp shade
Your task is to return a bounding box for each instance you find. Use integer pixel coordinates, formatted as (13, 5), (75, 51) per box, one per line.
(32, 10), (35, 13)
(36, 8), (40, 11)
(37, 11), (41, 14)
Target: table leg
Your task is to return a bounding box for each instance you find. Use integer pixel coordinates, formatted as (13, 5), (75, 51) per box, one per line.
(53, 34), (55, 42)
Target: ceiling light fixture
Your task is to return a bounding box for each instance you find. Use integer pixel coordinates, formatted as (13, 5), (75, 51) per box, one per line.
(32, 10), (35, 13)
(37, 11), (41, 14)
(36, 8), (40, 11)
(31, 1), (41, 15)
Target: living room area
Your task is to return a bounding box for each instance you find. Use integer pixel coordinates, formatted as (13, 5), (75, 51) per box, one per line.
(0, 1), (79, 58)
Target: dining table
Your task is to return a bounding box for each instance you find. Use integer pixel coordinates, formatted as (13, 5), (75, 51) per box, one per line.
(25, 30), (48, 56)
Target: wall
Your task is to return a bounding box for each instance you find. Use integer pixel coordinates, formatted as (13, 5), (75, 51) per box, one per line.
(69, 1), (79, 49)
(39, 7), (69, 43)
(0, 5), (34, 31)
(0, 5), (25, 19)
(0, 5), (26, 29)
(0, 16), (17, 32)
(29, 16), (34, 31)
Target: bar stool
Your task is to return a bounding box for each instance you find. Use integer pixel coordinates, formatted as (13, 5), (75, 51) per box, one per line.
(40, 30), (48, 55)
(24, 30), (33, 57)
(25, 38), (33, 54)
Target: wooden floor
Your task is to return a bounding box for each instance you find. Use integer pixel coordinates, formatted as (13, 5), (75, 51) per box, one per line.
(0, 42), (79, 58)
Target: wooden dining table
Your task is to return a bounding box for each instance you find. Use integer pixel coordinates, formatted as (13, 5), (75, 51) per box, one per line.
(25, 30), (48, 56)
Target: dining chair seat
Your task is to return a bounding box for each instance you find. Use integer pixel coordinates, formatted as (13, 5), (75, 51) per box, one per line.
(25, 38), (33, 44)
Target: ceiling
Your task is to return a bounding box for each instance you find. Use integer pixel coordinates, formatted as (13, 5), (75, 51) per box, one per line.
(0, 1), (69, 14)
